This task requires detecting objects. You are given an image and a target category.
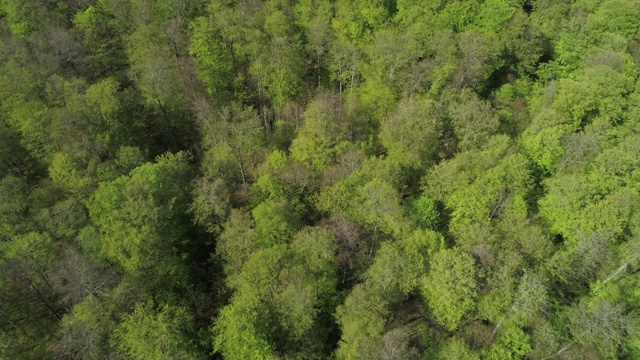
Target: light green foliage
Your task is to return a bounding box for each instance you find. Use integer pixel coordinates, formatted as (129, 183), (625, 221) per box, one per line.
(114, 146), (146, 174)
(411, 195), (439, 230)
(4, 232), (56, 273)
(213, 247), (284, 360)
(447, 155), (528, 236)
(497, 200), (552, 261)
(214, 237), (335, 359)
(358, 179), (409, 238)
(275, 267), (317, 340)
(539, 133), (640, 242)
(46, 77), (136, 183)
(190, 176), (230, 234)
(87, 152), (191, 286)
(475, 0), (519, 33)
(366, 241), (413, 295)
(298, 0), (333, 86)
(253, 172), (286, 202)
(456, 30), (503, 90)
(425, 135), (512, 202)
(379, 96), (441, 169)
(478, 252), (523, 323)
(73, 3), (128, 77)
(450, 89), (500, 151)
(328, 38), (360, 95)
(214, 224), (337, 358)
(493, 272), (548, 333)
(216, 209), (258, 287)
(425, 136), (532, 250)
(435, 1), (480, 32)
(214, 304), (276, 360)
(0, 0), (44, 36)
(551, 0), (640, 74)
(285, 227), (338, 338)
(7, 99), (51, 163)
(199, 103), (264, 184)
(422, 248), (478, 331)
(252, 199), (299, 247)
(437, 337), (480, 360)
(190, 16), (234, 95)
(2, 0), (640, 358)
(279, 227), (337, 340)
(366, 231), (437, 296)
(34, 198), (88, 240)
(49, 153), (94, 195)
(487, 324), (532, 360)
(251, 4), (306, 110)
(290, 92), (347, 172)
(521, 121), (571, 173)
(213, 295), (276, 360)
(115, 301), (202, 360)
(525, 10), (638, 172)
(317, 157), (412, 237)
(331, 0), (393, 43)
(357, 79), (398, 124)
(290, 227), (337, 284)
(363, 28), (422, 85)
(127, 26), (183, 114)
(54, 295), (116, 359)
(335, 283), (389, 360)
(336, 228), (442, 359)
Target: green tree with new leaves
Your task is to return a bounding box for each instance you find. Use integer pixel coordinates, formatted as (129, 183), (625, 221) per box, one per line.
(87, 152), (192, 289)
(422, 248), (478, 331)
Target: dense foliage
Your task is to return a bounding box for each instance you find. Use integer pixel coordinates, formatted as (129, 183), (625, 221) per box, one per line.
(1, 0), (639, 359)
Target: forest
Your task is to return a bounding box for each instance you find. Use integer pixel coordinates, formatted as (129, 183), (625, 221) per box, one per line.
(0, 0), (639, 358)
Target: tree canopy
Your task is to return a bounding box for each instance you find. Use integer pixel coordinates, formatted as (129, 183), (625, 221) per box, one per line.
(1, 0), (640, 359)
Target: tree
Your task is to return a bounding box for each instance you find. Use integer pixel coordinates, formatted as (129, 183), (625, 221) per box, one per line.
(331, 0), (393, 44)
(436, 337), (480, 360)
(52, 295), (117, 359)
(190, 175), (230, 234)
(357, 178), (410, 238)
(73, 3), (128, 78)
(256, 6), (306, 110)
(422, 248), (478, 331)
(189, 16), (234, 96)
(0, 0), (47, 36)
(379, 96), (442, 170)
(87, 152), (192, 289)
(252, 198), (299, 247)
(212, 246), (285, 360)
(329, 38), (360, 98)
(298, 0), (334, 86)
(0, 176), (29, 241)
(565, 301), (636, 359)
(335, 283), (389, 360)
(216, 209), (259, 288)
(290, 92), (347, 172)
(493, 272), (548, 334)
(0, 231), (62, 359)
(411, 194), (439, 230)
(449, 89), (500, 151)
(115, 301), (203, 360)
(363, 28), (422, 86)
(49, 246), (119, 307)
(455, 30), (503, 90)
(487, 323), (532, 360)
(199, 102), (264, 184)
